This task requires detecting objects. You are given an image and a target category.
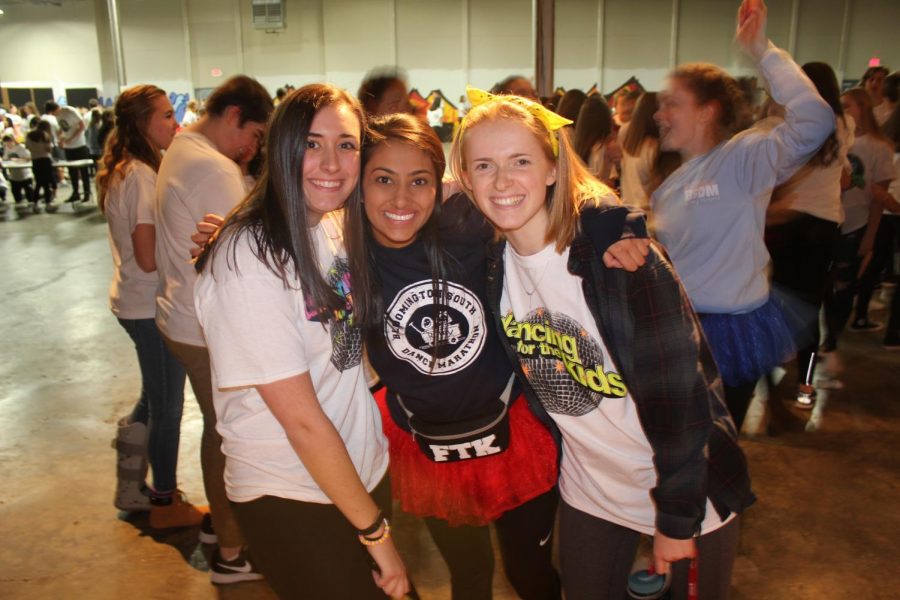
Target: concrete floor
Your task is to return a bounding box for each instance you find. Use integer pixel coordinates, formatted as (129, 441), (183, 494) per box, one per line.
(1, 197), (898, 599)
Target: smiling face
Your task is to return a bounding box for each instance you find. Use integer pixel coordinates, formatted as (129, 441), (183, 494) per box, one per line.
(462, 118), (557, 255)
(656, 78), (715, 159)
(145, 94), (178, 150)
(302, 103), (362, 225)
(362, 141), (437, 248)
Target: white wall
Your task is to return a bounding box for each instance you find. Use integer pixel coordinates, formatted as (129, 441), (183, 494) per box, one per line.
(0, 0), (102, 101)
(1, 0), (898, 104)
(119, 0), (192, 96)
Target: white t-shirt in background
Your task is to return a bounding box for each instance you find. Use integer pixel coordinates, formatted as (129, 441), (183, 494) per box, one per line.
(841, 134), (895, 233)
(500, 242), (728, 536)
(57, 106), (86, 148)
(889, 153), (900, 202)
(40, 114), (60, 143)
(106, 161), (158, 320)
(619, 137), (657, 211)
(195, 213), (388, 503)
(154, 131), (247, 346)
(771, 115), (854, 225)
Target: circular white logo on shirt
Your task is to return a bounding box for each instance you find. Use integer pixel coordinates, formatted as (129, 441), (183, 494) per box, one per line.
(384, 280), (486, 375)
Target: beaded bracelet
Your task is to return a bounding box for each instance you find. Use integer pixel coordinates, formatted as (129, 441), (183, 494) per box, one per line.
(358, 518), (391, 546)
(357, 510), (385, 538)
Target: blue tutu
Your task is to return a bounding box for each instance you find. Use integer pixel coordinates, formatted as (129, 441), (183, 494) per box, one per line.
(698, 297), (796, 386)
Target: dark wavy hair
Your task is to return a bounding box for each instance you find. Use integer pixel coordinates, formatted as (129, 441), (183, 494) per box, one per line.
(96, 84), (167, 214)
(204, 75), (273, 126)
(572, 94), (613, 164)
(802, 62), (844, 167)
(345, 113), (449, 335)
(621, 92), (681, 185)
(196, 84), (366, 323)
(556, 89), (587, 124)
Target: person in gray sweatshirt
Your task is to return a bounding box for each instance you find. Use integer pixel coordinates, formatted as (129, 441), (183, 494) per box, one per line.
(651, 0), (833, 430)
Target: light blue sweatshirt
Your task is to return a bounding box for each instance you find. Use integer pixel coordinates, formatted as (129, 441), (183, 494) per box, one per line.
(651, 47), (833, 314)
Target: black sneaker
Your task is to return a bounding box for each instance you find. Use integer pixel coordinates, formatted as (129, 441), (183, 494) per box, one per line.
(64, 194), (80, 203)
(198, 513), (218, 545)
(849, 319), (884, 333)
(210, 547), (264, 585)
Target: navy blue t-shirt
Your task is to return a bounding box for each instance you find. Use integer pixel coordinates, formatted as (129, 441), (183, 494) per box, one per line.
(366, 194), (515, 429)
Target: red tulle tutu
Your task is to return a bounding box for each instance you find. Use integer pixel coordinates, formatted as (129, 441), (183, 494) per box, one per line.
(375, 388), (558, 526)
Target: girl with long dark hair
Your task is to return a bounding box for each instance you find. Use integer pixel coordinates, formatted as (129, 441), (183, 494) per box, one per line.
(619, 92), (681, 216)
(194, 84), (408, 600)
(24, 120), (55, 212)
(763, 62), (852, 409)
(345, 113), (562, 600)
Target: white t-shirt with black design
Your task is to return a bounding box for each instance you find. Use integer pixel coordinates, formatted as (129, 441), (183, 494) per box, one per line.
(194, 213), (389, 503)
(499, 242), (728, 536)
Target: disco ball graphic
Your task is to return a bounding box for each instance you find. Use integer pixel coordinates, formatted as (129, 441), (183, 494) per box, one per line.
(331, 320), (363, 371)
(519, 309), (605, 417)
(326, 257), (362, 371)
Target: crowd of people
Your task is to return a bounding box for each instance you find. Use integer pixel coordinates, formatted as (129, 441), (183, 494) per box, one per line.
(7, 0), (898, 597)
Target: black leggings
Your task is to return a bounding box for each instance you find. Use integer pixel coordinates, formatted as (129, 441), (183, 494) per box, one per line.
(723, 381), (757, 433)
(766, 213), (840, 386)
(10, 179), (34, 203)
(424, 488), (561, 600)
(31, 157), (54, 204)
(855, 214), (900, 322)
(559, 501), (740, 600)
(64, 146), (92, 198)
(231, 476), (393, 600)
(823, 228), (866, 350)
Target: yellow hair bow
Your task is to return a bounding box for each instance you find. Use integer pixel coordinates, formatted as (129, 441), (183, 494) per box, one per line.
(465, 86), (573, 156)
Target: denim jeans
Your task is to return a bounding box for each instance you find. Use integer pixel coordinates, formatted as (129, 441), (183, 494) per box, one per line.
(118, 318), (187, 493)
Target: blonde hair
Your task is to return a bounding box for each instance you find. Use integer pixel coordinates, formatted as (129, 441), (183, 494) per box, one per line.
(450, 98), (617, 252)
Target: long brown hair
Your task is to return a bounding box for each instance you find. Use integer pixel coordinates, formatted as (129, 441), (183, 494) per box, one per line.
(345, 114), (447, 330)
(196, 84), (366, 324)
(572, 95), (613, 165)
(621, 92), (681, 188)
(451, 98), (617, 252)
(96, 84), (167, 214)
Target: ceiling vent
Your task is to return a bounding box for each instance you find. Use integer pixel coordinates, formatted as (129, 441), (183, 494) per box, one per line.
(252, 0), (284, 30)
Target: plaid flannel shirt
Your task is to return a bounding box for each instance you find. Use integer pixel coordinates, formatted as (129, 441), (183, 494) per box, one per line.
(485, 205), (755, 539)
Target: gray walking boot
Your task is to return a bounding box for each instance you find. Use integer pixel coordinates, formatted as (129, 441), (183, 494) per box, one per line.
(112, 417), (152, 511)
